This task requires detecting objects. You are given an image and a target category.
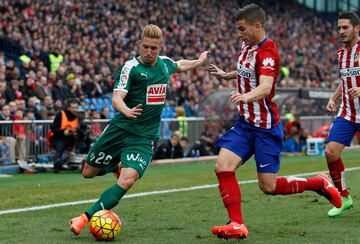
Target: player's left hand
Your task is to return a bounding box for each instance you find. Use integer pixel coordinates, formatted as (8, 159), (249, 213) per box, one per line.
(230, 91), (248, 103)
(198, 51), (210, 64)
(123, 104), (143, 118)
(348, 87), (360, 99)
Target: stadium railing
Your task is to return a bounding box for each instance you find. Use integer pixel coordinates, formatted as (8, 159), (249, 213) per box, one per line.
(0, 117), (206, 164)
(0, 116), (340, 165)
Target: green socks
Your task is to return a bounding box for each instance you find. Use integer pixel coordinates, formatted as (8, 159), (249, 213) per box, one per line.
(86, 184), (127, 218)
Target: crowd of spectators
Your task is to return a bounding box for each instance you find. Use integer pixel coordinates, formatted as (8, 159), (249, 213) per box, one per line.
(0, 0), (341, 119)
(0, 0), (345, 162)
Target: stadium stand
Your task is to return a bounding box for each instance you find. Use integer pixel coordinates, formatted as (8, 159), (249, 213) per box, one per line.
(0, 0), (355, 164)
(0, 0), (341, 116)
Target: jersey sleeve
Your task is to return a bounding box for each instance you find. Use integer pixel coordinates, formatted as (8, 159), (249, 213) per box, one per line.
(161, 56), (178, 75)
(113, 64), (132, 92)
(256, 49), (279, 78)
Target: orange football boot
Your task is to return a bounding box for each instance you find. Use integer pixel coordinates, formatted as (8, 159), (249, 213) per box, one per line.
(211, 221), (249, 240)
(70, 213), (88, 235)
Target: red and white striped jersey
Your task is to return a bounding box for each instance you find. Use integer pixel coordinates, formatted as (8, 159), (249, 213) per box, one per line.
(236, 37), (280, 129)
(337, 43), (360, 123)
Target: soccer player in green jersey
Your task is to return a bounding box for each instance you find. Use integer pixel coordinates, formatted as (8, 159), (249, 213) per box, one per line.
(70, 24), (210, 235)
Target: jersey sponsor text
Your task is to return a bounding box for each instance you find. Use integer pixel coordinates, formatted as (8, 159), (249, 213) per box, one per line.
(146, 84), (167, 105)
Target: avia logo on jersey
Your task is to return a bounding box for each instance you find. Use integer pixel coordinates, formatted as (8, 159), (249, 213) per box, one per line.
(340, 67), (360, 78)
(146, 84), (167, 105)
(262, 57), (275, 70)
(237, 64), (251, 78)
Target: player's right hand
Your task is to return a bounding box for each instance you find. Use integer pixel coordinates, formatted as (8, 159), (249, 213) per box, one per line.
(326, 100), (336, 113)
(209, 64), (226, 78)
(123, 104), (143, 118)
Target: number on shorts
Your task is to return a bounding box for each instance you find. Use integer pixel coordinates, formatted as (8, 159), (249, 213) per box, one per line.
(95, 152), (112, 165)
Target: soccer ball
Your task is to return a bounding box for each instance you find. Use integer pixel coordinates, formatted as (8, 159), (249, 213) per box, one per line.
(89, 210), (122, 241)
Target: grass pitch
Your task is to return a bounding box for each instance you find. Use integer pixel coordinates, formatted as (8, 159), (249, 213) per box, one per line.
(0, 151), (359, 243)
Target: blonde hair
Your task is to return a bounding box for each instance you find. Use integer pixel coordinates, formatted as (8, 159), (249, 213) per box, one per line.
(175, 106), (185, 116)
(141, 24), (163, 40)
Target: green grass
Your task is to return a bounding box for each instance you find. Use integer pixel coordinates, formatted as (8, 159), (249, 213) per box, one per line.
(0, 151), (359, 243)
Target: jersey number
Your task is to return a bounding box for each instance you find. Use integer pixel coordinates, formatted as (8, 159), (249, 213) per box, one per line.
(94, 152), (112, 165)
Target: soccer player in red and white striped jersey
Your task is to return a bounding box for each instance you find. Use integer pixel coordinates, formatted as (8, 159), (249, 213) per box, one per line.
(325, 11), (360, 217)
(209, 4), (341, 240)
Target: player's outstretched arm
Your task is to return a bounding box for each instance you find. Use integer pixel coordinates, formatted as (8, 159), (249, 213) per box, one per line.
(209, 64), (237, 80)
(175, 51), (210, 72)
(112, 90), (142, 118)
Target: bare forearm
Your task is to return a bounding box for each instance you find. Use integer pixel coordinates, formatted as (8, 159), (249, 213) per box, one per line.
(243, 81), (272, 103)
(176, 59), (204, 72)
(112, 92), (128, 113)
(223, 71), (237, 80)
(112, 99), (127, 113)
(330, 83), (342, 102)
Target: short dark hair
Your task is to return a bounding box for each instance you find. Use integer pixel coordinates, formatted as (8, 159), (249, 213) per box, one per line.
(66, 98), (79, 107)
(339, 11), (360, 26)
(235, 3), (266, 26)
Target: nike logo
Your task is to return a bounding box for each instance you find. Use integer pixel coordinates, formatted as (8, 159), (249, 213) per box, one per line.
(259, 163), (270, 168)
(141, 73), (148, 78)
(322, 176), (334, 188)
(233, 225), (243, 230)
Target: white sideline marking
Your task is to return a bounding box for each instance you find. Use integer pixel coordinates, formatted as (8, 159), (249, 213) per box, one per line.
(1, 167), (360, 215)
(0, 174), (12, 178)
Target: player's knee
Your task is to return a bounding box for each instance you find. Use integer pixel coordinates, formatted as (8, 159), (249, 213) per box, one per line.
(324, 147), (339, 160)
(82, 170), (96, 179)
(215, 160), (236, 173)
(81, 167), (97, 178)
(259, 183), (276, 195)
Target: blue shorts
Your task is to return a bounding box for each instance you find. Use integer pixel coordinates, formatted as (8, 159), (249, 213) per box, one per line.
(327, 117), (360, 146)
(216, 118), (284, 173)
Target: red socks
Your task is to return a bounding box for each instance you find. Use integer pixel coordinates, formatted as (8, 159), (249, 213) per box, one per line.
(217, 171), (243, 224)
(327, 157), (348, 197)
(275, 176), (323, 195)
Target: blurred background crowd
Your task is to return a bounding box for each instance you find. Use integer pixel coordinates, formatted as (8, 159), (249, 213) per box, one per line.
(0, 0), (347, 162)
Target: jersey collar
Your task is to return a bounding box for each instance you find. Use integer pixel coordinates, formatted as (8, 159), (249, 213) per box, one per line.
(258, 36), (268, 47)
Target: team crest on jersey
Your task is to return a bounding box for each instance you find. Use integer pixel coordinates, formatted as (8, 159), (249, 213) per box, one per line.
(354, 53), (360, 62)
(262, 57), (275, 70)
(245, 52), (254, 64)
(146, 84), (167, 105)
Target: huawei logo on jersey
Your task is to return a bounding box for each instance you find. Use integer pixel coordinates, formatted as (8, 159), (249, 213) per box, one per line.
(146, 84), (167, 105)
(262, 57), (275, 70)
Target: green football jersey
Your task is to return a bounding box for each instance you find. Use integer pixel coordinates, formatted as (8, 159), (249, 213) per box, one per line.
(110, 56), (177, 138)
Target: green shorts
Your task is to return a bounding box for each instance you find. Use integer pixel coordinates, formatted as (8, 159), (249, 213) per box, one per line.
(86, 123), (154, 177)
